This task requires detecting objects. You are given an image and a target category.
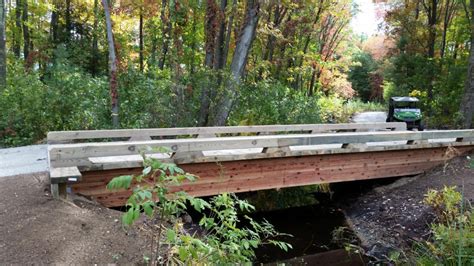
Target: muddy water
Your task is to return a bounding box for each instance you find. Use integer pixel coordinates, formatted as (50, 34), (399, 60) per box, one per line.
(252, 204), (348, 264)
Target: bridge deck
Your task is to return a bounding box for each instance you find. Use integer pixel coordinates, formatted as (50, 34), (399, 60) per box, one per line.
(46, 123), (474, 207)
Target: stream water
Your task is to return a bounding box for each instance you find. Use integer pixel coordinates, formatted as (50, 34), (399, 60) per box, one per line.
(252, 204), (348, 264)
(248, 177), (401, 264)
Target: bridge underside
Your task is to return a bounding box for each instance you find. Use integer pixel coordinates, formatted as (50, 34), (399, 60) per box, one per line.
(71, 146), (474, 207)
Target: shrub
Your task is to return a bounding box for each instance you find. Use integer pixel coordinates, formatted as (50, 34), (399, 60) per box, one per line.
(0, 61), (109, 147)
(411, 185), (474, 265)
(230, 80), (322, 125)
(107, 149), (291, 264)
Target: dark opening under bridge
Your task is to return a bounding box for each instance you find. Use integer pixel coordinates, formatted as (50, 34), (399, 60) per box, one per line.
(47, 122), (474, 207)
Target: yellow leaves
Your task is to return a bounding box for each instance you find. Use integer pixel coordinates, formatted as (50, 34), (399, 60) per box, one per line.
(409, 89), (427, 98)
(258, 22), (284, 40)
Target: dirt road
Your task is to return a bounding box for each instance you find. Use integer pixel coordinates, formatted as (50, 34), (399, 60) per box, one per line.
(0, 173), (147, 264)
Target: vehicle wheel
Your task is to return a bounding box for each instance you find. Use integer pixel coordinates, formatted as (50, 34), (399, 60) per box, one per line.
(418, 122), (424, 131)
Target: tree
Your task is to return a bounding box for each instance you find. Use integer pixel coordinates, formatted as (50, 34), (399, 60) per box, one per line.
(22, 0), (29, 60)
(0, 0), (5, 88)
(102, 0), (119, 128)
(212, 0), (260, 126)
(91, 0), (99, 76)
(349, 51), (377, 101)
(460, 0), (474, 128)
(13, 0), (21, 57)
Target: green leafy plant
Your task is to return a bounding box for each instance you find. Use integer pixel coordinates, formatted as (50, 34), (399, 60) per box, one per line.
(107, 148), (291, 264)
(424, 186), (462, 223)
(412, 186), (474, 265)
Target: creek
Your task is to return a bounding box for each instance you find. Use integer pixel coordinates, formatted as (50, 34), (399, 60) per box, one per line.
(248, 177), (402, 265)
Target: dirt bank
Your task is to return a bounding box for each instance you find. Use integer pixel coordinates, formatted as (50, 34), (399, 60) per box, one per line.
(341, 153), (474, 261)
(0, 173), (147, 264)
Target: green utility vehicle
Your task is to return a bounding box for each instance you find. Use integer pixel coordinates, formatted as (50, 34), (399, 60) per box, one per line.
(386, 97), (424, 131)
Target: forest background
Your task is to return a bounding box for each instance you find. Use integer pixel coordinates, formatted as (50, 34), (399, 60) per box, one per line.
(0, 0), (473, 147)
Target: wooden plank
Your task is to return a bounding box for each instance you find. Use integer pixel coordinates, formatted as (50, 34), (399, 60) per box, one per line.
(70, 146), (474, 207)
(48, 130), (474, 168)
(47, 122), (407, 144)
(73, 160), (444, 197)
(71, 147), (451, 194)
(49, 167), (82, 184)
(48, 140), (474, 170)
(70, 149), (447, 191)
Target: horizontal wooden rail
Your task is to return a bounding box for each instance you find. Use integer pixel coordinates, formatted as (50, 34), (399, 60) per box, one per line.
(47, 122), (406, 144)
(48, 130), (474, 168)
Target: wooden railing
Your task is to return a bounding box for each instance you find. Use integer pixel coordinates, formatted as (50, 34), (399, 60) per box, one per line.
(49, 129), (474, 168)
(47, 126), (474, 199)
(47, 122), (406, 144)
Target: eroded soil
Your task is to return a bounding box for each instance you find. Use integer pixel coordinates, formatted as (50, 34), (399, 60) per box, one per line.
(0, 172), (148, 264)
(341, 153), (474, 261)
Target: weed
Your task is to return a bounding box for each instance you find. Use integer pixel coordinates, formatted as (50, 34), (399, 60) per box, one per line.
(107, 147), (291, 264)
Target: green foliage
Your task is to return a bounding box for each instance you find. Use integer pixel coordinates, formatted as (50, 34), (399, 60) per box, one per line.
(230, 80), (322, 125)
(107, 151), (291, 264)
(425, 186), (463, 223)
(411, 186), (474, 265)
(348, 51), (377, 101)
(384, 1), (471, 129)
(0, 59), (110, 147)
(318, 96), (384, 123)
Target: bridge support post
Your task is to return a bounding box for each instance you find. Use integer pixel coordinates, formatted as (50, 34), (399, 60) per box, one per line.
(51, 183), (67, 199)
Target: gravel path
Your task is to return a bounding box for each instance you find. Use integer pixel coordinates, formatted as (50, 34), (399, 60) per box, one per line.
(0, 145), (48, 177)
(351, 111), (387, 123)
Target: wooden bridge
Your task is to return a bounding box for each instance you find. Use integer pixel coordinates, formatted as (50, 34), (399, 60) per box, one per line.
(47, 123), (474, 207)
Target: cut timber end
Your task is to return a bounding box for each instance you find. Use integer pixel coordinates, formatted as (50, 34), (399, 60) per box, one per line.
(50, 166), (82, 199)
(50, 167), (82, 184)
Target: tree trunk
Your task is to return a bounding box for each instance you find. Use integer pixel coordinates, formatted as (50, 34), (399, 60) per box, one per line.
(102, 0), (119, 128)
(189, 10), (198, 74)
(460, 0), (474, 128)
(13, 0), (21, 57)
(65, 0), (72, 42)
(50, 0), (58, 44)
(204, 0), (218, 68)
(223, 0), (237, 67)
(214, 0), (227, 70)
(426, 0), (438, 103)
(198, 0), (221, 126)
(440, 0), (453, 58)
(91, 0), (99, 76)
(150, 19), (158, 66)
(158, 0), (171, 70)
(139, 7), (144, 72)
(171, 0), (185, 103)
(0, 0), (6, 88)
(212, 0), (259, 126)
(22, 0), (29, 60)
